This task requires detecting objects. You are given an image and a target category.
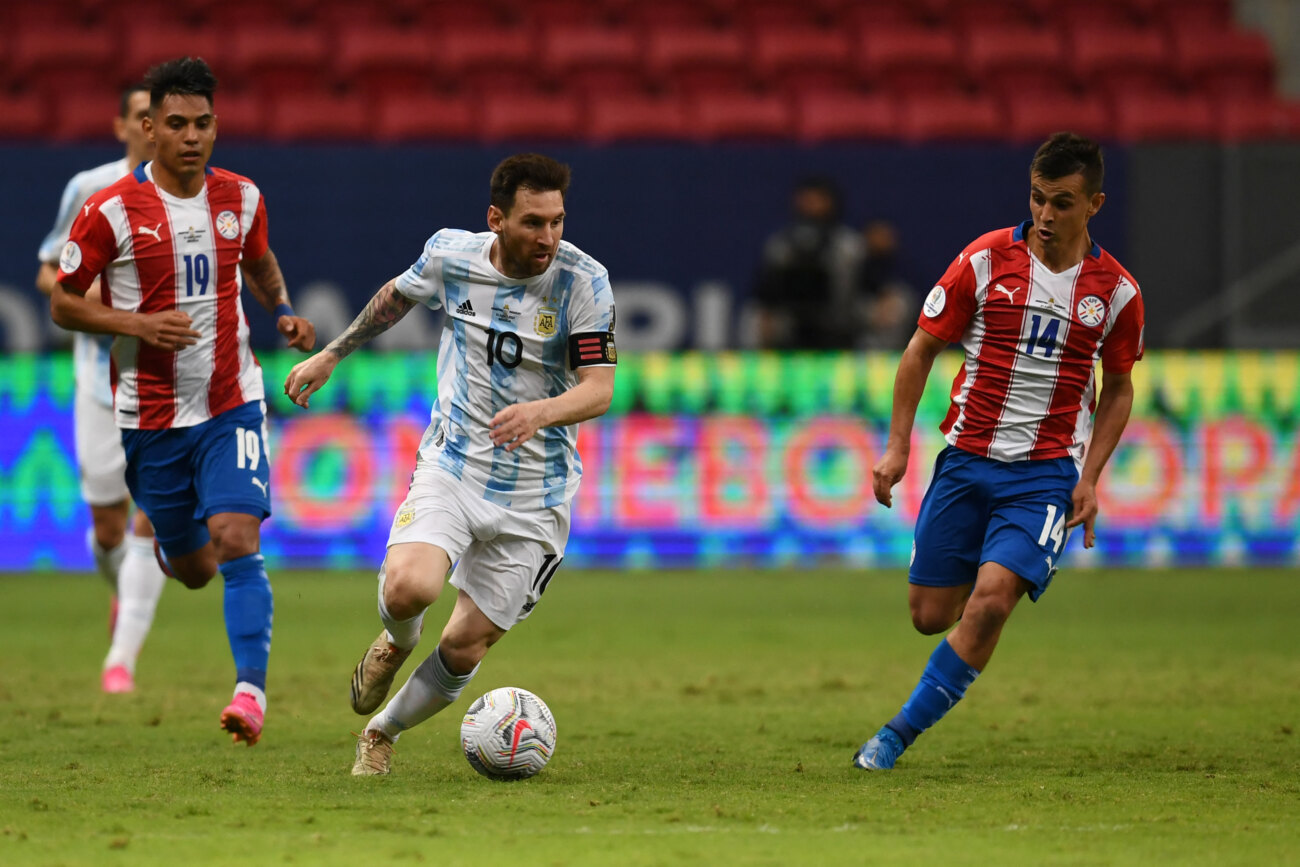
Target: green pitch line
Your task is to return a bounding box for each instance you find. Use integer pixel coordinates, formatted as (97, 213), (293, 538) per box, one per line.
(0, 568), (1296, 865)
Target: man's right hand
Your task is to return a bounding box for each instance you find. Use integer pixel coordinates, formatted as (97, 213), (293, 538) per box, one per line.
(283, 352), (339, 409)
(135, 311), (201, 351)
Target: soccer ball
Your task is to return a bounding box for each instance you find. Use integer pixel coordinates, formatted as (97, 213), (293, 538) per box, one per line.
(460, 687), (557, 781)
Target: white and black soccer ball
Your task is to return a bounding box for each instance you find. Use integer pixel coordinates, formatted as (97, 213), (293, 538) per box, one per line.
(460, 687), (557, 781)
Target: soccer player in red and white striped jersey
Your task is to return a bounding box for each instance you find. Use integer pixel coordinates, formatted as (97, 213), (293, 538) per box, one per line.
(854, 133), (1144, 771)
(51, 57), (316, 747)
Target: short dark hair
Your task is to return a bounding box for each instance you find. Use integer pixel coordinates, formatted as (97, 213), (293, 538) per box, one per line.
(490, 153), (571, 214)
(119, 83), (149, 118)
(1031, 132), (1104, 195)
(144, 57), (217, 112)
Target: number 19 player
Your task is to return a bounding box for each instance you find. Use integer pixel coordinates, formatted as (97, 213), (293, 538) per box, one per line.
(283, 153), (616, 776)
(855, 133), (1145, 770)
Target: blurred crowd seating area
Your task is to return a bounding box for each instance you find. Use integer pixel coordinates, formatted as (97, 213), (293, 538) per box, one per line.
(2, 0), (1297, 144)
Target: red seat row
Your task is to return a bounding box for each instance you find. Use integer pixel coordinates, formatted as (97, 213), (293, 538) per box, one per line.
(0, 0), (1237, 33)
(6, 85), (1297, 145)
(0, 19), (1275, 105)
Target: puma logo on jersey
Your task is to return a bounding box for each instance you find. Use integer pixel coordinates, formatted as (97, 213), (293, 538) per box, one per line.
(136, 223), (162, 243)
(993, 283), (1022, 302)
(251, 477), (269, 498)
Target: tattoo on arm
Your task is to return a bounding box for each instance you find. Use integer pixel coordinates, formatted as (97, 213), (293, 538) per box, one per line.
(326, 280), (416, 360)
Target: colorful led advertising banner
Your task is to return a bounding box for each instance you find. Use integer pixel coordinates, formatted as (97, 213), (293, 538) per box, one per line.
(1, 351), (1296, 572)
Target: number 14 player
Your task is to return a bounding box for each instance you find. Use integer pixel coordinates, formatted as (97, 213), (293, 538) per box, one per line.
(856, 133), (1145, 770)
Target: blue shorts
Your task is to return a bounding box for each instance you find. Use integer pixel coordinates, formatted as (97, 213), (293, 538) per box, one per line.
(121, 401), (271, 558)
(909, 446), (1078, 601)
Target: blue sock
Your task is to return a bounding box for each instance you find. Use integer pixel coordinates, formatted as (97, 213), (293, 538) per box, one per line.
(221, 553), (273, 692)
(887, 638), (981, 747)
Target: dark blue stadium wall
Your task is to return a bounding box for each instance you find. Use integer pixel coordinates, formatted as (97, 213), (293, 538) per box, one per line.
(0, 143), (1128, 351)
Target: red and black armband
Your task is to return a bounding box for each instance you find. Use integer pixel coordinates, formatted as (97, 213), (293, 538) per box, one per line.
(568, 331), (618, 367)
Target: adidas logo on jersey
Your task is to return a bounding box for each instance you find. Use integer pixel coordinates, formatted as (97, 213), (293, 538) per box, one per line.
(455, 299), (475, 317)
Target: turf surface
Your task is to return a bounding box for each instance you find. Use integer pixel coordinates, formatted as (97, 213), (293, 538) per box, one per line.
(1, 568), (1297, 865)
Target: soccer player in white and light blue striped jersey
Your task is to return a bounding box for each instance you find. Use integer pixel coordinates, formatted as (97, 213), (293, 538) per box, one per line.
(284, 153), (616, 776)
(35, 84), (168, 696)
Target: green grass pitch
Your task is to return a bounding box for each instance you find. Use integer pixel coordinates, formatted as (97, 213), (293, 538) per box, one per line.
(1, 567), (1297, 865)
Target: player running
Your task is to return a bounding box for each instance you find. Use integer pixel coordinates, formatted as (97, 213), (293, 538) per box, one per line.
(36, 84), (167, 694)
(855, 132), (1144, 770)
(283, 153), (617, 776)
(50, 57), (316, 745)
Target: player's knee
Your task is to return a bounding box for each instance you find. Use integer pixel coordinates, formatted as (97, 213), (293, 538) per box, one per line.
(963, 595), (1015, 637)
(208, 517), (259, 562)
(910, 607), (955, 635)
(909, 595), (961, 635)
(382, 565), (437, 618)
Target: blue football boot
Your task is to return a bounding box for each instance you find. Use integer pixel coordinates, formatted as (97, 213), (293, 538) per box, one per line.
(852, 726), (906, 770)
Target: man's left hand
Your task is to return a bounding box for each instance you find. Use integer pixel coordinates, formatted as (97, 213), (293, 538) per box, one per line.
(1066, 479), (1098, 548)
(278, 314), (316, 352)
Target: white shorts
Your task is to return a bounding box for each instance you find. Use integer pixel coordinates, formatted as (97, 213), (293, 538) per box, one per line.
(386, 466), (571, 630)
(74, 388), (129, 506)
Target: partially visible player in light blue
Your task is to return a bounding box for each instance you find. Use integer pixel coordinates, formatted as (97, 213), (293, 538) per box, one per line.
(35, 83), (167, 694)
(284, 153), (617, 776)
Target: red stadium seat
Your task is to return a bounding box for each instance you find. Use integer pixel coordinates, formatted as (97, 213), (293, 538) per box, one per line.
(722, 0), (828, 30)
(941, 0), (1043, 30)
(432, 28), (540, 96)
(899, 93), (1004, 142)
(335, 27), (437, 99)
(1111, 91), (1215, 141)
(796, 90), (899, 143)
(1173, 29), (1275, 100)
(619, 0), (721, 29)
(480, 91), (584, 142)
(839, 0), (928, 30)
(965, 25), (1066, 98)
(0, 93), (47, 140)
(544, 26), (645, 96)
(265, 93), (369, 141)
(122, 26), (229, 84)
(1003, 92), (1113, 143)
(374, 93), (478, 142)
(1148, 0), (1234, 34)
(752, 27), (855, 94)
(200, 0), (310, 29)
(586, 93), (690, 143)
(688, 91), (793, 141)
(403, 0), (509, 29)
(11, 27), (117, 96)
(858, 26), (965, 97)
(1213, 97), (1300, 142)
(510, 0), (612, 27)
(644, 26), (751, 94)
(50, 87), (128, 143)
(1056, 0), (1147, 31)
(231, 26), (331, 94)
(1070, 25), (1175, 97)
(212, 90), (267, 140)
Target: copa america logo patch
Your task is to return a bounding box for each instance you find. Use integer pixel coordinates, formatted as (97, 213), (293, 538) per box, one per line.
(922, 285), (946, 318)
(59, 240), (82, 273)
(215, 210), (240, 240)
(1076, 294), (1107, 327)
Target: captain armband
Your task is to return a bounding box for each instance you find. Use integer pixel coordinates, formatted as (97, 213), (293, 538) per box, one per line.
(568, 332), (617, 368)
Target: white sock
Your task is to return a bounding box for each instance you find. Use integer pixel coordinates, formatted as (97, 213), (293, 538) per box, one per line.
(87, 527), (126, 591)
(234, 682), (268, 713)
(103, 535), (166, 673)
(377, 562), (424, 650)
(369, 646), (478, 740)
